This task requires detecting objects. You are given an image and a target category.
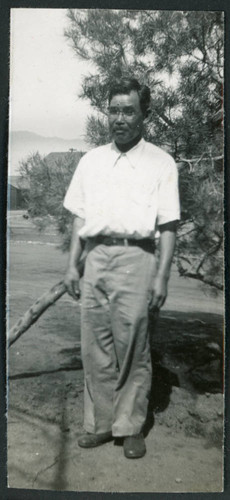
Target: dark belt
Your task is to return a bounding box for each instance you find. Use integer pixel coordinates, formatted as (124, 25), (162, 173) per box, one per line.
(88, 235), (155, 253)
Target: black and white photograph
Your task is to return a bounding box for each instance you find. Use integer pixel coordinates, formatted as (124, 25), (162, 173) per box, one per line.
(6, 8), (224, 493)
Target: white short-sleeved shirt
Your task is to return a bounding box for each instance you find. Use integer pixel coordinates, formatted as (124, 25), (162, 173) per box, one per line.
(63, 138), (180, 240)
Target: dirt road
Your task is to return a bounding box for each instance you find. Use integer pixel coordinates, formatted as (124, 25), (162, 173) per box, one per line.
(7, 214), (224, 492)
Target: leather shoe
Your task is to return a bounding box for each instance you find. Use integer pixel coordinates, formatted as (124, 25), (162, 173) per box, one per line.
(78, 431), (113, 448)
(123, 433), (146, 459)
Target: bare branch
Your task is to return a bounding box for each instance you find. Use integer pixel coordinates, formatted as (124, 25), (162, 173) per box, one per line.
(8, 281), (67, 347)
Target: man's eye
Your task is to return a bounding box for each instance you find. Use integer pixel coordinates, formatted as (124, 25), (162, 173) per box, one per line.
(108, 108), (119, 115)
(125, 110), (134, 116)
(108, 108), (135, 116)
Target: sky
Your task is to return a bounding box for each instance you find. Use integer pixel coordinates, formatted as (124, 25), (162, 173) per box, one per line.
(9, 9), (93, 140)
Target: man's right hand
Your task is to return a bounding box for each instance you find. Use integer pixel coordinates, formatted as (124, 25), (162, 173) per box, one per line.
(64, 266), (81, 300)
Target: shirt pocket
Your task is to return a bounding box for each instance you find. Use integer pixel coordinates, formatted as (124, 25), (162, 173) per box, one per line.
(129, 180), (157, 209)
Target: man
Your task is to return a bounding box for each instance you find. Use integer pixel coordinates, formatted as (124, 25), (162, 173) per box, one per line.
(64, 77), (180, 459)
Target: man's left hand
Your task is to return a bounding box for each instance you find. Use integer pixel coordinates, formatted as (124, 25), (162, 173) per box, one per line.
(148, 274), (168, 310)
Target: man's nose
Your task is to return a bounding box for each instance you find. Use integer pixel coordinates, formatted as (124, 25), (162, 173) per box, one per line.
(115, 111), (125, 122)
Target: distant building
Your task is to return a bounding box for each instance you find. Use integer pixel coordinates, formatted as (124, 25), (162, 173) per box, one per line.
(8, 176), (29, 210)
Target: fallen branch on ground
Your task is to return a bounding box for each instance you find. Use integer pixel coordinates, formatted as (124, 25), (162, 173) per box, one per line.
(8, 281), (67, 347)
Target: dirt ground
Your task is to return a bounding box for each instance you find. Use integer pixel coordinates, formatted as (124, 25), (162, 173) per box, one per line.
(6, 212), (224, 493)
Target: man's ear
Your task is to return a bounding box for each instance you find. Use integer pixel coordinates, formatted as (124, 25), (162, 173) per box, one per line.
(144, 108), (152, 122)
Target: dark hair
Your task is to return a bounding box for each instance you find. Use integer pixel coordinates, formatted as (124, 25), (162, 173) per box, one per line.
(108, 77), (151, 118)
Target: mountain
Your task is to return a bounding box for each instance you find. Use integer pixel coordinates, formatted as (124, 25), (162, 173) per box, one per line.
(8, 131), (89, 175)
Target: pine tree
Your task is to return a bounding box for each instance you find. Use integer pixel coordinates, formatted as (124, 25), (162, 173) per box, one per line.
(64, 9), (224, 290)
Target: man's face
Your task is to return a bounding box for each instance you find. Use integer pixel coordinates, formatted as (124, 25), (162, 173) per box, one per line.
(108, 90), (144, 145)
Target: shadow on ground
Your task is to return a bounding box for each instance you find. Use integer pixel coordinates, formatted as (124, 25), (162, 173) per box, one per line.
(143, 309), (223, 437)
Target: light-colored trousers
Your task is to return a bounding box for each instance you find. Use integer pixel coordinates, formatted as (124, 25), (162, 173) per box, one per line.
(81, 243), (156, 436)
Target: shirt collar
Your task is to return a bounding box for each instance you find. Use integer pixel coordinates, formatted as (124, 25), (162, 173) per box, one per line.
(111, 138), (145, 169)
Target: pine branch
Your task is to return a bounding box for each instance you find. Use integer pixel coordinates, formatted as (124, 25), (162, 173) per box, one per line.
(178, 270), (223, 291)
(177, 227), (197, 239)
(177, 236), (223, 291)
(195, 237), (223, 275)
(177, 155), (223, 167)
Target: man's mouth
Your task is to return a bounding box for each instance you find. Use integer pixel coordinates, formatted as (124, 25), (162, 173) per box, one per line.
(114, 128), (127, 133)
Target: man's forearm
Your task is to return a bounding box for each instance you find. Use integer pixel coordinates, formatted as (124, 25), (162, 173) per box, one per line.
(157, 221), (177, 280)
(67, 216), (85, 270)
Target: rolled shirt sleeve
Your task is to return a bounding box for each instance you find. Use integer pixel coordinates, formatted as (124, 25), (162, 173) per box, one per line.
(63, 158), (85, 219)
(157, 158), (180, 226)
